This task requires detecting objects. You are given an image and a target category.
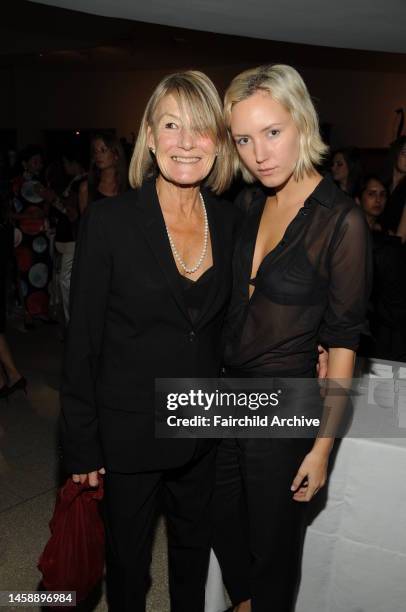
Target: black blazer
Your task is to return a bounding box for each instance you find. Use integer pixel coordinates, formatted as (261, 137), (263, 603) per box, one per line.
(60, 179), (241, 474)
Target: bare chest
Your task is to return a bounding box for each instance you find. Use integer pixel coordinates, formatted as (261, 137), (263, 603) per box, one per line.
(165, 219), (213, 281)
(250, 198), (300, 293)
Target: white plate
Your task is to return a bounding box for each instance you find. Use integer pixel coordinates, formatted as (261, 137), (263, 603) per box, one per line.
(21, 180), (43, 204)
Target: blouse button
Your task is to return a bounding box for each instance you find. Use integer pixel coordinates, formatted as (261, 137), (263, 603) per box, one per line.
(189, 331), (196, 342)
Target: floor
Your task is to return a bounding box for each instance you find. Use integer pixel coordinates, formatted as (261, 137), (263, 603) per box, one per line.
(0, 321), (170, 612)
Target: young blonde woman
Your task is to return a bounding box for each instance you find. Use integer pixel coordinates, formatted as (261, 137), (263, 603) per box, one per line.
(78, 132), (128, 214)
(213, 65), (371, 612)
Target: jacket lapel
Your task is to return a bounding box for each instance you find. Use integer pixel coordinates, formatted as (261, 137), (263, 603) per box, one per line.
(131, 180), (229, 329)
(194, 191), (226, 328)
(131, 180), (191, 322)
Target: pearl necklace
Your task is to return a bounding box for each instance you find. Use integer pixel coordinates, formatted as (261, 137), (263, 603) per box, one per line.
(165, 193), (209, 275)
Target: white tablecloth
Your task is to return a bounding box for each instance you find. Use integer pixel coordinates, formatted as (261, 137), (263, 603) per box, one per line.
(296, 436), (406, 612)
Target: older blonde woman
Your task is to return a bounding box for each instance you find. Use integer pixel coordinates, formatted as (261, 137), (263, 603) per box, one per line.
(61, 71), (238, 612)
(213, 65), (371, 612)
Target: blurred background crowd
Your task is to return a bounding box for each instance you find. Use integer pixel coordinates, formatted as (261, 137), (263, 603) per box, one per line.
(0, 130), (405, 394)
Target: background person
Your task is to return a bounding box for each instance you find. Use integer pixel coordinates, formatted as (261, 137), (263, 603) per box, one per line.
(330, 146), (363, 198)
(380, 136), (406, 242)
(357, 175), (406, 361)
(0, 193), (26, 398)
(11, 145), (55, 328)
(51, 149), (86, 325)
(78, 132), (128, 215)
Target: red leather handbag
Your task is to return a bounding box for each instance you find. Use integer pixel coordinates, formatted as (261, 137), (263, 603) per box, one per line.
(38, 477), (105, 604)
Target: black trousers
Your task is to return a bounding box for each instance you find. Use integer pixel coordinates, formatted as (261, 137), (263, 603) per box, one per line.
(212, 437), (313, 612)
(103, 442), (217, 612)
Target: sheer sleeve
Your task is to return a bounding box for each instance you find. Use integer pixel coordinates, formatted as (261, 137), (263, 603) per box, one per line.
(319, 206), (372, 350)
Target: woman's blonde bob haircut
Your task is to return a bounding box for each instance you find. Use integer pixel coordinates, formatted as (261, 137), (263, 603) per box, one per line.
(224, 64), (329, 182)
(129, 70), (234, 194)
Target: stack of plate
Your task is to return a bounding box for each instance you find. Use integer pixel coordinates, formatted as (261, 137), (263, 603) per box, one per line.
(396, 367), (406, 428)
(367, 363), (394, 409)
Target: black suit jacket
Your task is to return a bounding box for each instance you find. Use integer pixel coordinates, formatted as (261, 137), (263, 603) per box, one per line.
(60, 179), (241, 474)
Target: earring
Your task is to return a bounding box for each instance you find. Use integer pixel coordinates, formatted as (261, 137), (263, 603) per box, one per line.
(149, 147), (156, 155)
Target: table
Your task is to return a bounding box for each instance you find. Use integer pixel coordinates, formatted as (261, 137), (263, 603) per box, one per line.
(295, 435), (406, 612)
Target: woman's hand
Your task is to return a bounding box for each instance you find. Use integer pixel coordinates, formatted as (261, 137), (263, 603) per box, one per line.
(290, 450), (328, 502)
(316, 344), (328, 379)
(72, 467), (105, 487)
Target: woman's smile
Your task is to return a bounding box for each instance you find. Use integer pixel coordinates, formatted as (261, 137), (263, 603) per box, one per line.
(171, 156), (202, 163)
(148, 94), (217, 186)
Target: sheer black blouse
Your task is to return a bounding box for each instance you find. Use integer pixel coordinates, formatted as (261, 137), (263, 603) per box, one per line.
(223, 177), (372, 376)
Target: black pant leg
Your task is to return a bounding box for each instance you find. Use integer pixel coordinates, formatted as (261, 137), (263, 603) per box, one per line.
(164, 446), (217, 612)
(103, 470), (162, 612)
(240, 438), (313, 612)
(211, 438), (251, 605)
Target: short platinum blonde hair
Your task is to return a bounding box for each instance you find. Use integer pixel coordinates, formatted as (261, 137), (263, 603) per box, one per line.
(129, 70), (234, 194)
(224, 64), (329, 182)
